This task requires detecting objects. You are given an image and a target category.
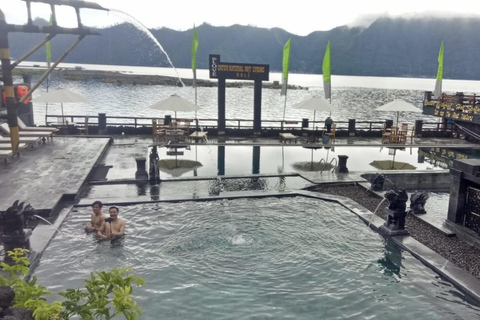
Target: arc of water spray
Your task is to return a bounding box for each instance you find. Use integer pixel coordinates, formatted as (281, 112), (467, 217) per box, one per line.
(33, 214), (67, 238)
(110, 9), (185, 87)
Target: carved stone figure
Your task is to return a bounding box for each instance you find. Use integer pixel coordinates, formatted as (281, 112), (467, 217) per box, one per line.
(370, 173), (386, 191)
(380, 187), (410, 236)
(0, 200), (35, 253)
(409, 191), (430, 215)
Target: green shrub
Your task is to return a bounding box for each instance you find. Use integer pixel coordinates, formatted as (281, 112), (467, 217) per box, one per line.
(0, 248), (145, 320)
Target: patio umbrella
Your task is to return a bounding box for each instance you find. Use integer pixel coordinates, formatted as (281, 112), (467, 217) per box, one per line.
(35, 88), (87, 125)
(292, 96), (336, 129)
(375, 99), (421, 126)
(158, 159), (202, 177)
(369, 148), (417, 170)
(149, 93), (200, 120)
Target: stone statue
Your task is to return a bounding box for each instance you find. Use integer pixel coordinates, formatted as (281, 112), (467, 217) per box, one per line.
(380, 187), (410, 236)
(0, 200), (35, 253)
(409, 191), (430, 215)
(149, 146), (160, 183)
(370, 173), (386, 191)
(384, 188), (408, 212)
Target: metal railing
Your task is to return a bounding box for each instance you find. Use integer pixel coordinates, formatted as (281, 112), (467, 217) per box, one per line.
(44, 114), (452, 134)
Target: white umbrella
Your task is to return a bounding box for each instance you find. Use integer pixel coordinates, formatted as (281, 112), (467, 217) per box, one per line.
(375, 99), (421, 126)
(35, 88), (87, 125)
(292, 96), (336, 129)
(149, 93), (200, 120)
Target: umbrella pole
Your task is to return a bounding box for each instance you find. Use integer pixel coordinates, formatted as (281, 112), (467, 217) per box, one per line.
(61, 103), (65, 126)
(313, 111), (316, 130)
(396, 111), (399, 127)
(311, 149), (314, 170)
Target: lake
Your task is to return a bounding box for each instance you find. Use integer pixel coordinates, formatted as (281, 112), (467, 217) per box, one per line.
(18, 61), (480, 126)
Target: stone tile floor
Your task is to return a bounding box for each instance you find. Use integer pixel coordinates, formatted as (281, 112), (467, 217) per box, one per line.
(0, 136), (110, 212)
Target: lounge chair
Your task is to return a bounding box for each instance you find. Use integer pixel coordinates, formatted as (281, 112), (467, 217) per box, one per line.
(279, 133), (298, 143)
(0, 142), (28, 150)
(0, 123), (53, 142)
(0, 136), (41, 145)
(17, 117), (59, 133)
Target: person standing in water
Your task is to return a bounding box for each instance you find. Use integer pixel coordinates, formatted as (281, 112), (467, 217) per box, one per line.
(97, 206), (126, 240)
(85, 201), (105, 232)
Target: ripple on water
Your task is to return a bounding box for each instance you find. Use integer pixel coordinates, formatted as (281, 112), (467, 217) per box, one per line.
(32, 197), (480, 320)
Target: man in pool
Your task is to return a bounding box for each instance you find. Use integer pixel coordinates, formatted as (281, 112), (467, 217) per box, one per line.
(97, 206), (126, 240)
(85, 201), (105, 232)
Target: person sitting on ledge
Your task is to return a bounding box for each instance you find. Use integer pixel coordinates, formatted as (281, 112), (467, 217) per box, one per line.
(97, 206), (125, 240)
(325, 116), (334, 133)
(85, 200), (105, 232)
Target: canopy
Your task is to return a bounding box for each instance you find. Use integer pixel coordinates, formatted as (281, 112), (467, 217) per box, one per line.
(35, 88), (87, 103)
(292, 96), (335, 112)
(370, 160), (416, 170)
(35, 88), (87, 125)
(158, 159), (202, 177)
(292, 96), (336, 129)
(370, 148), (417, 170)
(375, 99), (421, 125)
(149, 93), (200, 119)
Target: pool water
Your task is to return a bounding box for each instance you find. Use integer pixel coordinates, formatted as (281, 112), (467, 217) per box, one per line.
(84, 176), (311, 200)
(104, 146), (455, 180)
(33, 197), (480, 319)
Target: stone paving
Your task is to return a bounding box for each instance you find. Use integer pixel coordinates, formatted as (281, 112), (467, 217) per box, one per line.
(0, 136), (110, 212)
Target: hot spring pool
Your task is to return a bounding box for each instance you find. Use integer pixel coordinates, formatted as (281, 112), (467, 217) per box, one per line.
(33, 197), (480, 319)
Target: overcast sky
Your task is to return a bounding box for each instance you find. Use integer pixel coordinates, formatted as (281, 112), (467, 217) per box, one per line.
(3, 0), (480, 36)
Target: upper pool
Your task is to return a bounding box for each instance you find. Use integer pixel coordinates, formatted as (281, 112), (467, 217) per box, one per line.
(104, 145), (480, 180)
(33, 197), (480, 319)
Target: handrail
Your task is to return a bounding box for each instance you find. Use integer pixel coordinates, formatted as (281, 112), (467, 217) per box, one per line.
(43, 114), (450, 133)
(318, 157), (338, 173)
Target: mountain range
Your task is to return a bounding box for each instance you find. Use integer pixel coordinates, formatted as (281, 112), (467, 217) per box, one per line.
(8, 16), (480, 80)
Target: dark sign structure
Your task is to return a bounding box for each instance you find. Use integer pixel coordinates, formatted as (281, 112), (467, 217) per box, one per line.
(209, 55), (269, 135)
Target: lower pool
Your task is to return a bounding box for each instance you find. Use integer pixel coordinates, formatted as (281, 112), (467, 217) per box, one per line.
(33, 197), (480, 319)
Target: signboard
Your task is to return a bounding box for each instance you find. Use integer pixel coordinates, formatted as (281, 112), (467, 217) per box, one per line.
(209, 54), (269, 81)
(423, 100), (480, 123)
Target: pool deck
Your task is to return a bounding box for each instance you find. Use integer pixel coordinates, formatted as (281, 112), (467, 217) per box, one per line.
(0, 134), (476, 215)
(1, 134), (480, 304)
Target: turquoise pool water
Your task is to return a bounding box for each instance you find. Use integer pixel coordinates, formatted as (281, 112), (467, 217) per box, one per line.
(33, 197), (480, 319)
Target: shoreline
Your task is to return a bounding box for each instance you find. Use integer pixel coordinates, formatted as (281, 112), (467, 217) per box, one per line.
(14, 67), (308, 90)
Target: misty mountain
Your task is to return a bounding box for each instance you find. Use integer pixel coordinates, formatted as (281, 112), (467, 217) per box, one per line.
(7, 16), (480, 80)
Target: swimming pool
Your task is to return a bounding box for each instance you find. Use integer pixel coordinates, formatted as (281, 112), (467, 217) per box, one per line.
(106, 145), (455, 180)
(83, 176), (311, 200)
(33, 197), (480, 319)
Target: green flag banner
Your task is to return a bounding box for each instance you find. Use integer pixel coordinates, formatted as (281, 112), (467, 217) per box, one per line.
(322, 41), (331, 100)
(191, 26), (199, 71)
(281, 38), (291, 96)
(434, 41), (444, 98)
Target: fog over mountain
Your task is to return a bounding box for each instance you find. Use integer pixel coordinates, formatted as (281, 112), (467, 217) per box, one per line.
(8, 16), (480, 80)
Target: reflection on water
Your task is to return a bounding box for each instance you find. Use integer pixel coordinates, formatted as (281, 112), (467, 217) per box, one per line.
(129, 146), (456, 180)
(418, 147), (480, 169)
